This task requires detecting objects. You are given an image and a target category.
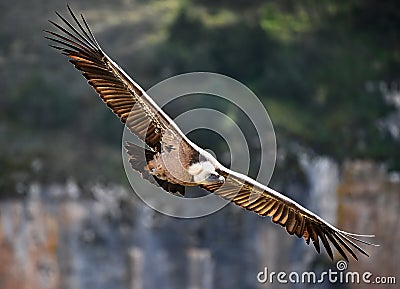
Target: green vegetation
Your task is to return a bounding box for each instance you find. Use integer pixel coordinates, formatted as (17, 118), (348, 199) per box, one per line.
(1, 0), (399, 194)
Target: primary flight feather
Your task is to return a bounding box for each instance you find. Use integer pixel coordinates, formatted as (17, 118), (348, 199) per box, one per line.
(45, 6), (378, 261)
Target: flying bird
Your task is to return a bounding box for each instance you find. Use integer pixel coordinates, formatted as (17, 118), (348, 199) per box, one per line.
(45, 6), (377, 261)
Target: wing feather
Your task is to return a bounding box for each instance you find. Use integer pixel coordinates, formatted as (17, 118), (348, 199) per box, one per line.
(285, 209), (297, 235)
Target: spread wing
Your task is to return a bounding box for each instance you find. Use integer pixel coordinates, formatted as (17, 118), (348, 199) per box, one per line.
(201, 167), (378, 261)
(44, 6), (192, 154)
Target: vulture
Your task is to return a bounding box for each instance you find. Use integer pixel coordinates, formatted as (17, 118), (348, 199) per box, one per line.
(45, 6), (377, 261)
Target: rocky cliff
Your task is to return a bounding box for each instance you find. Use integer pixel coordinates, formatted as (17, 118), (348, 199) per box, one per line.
(0, 160), (398, 289)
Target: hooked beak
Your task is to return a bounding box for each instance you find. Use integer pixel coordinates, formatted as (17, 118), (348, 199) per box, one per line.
(203, 173), (225, 184)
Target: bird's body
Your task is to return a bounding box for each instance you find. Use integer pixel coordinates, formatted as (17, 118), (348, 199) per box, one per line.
(46, 6), (377, 261)
(132, 138), (222, 188)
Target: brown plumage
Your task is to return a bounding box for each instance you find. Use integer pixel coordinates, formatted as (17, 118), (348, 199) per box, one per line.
(45, 6), (378, 262)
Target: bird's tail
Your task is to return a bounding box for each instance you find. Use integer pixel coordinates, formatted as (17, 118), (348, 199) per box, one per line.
(124, 141), (155, 172)
(124, 142), (185, 196)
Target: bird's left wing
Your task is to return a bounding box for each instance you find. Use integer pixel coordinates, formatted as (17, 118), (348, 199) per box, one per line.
(201, 167), (377, 261)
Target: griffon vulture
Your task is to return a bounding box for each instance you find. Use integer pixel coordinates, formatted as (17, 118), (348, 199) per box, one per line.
(45, 6), (377, 261)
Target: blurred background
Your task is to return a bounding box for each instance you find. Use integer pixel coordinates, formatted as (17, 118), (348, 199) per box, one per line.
(1, 0), (399, 288)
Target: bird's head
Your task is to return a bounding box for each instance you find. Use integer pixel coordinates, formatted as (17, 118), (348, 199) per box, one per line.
(189, 161), (225, 185)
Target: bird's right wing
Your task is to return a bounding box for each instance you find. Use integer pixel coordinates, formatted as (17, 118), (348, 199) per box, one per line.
(45, 6), (191, 153)
(201, 167), (378, 261)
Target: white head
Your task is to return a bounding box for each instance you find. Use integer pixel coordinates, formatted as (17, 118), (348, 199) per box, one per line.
(188, 161), (225, 184)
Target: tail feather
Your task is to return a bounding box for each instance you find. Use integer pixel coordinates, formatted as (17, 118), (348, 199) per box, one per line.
(124, 142), (185, 196)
